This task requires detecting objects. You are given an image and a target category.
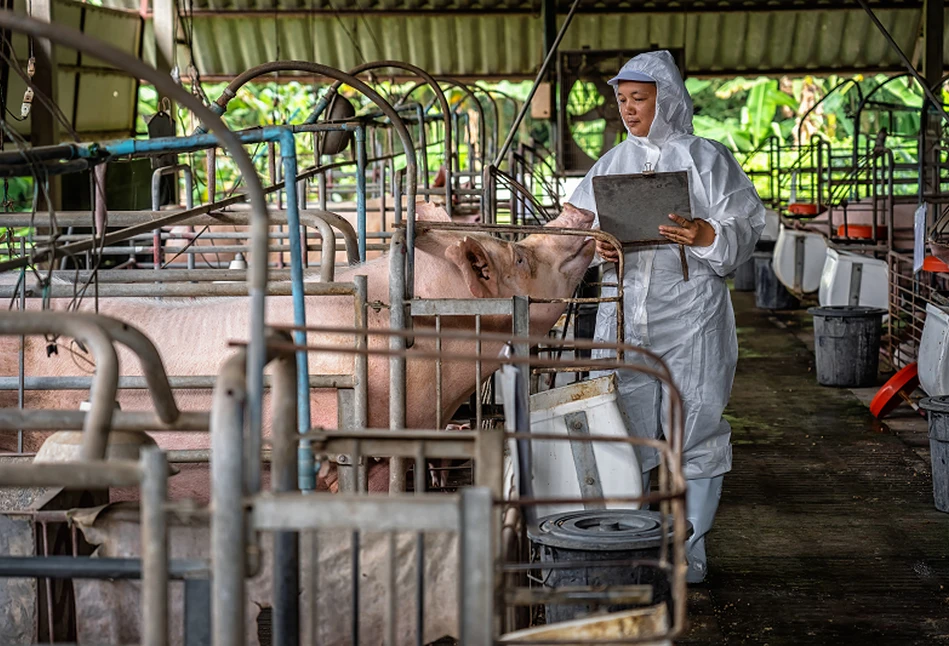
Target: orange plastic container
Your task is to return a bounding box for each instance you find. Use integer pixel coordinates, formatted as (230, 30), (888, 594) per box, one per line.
(836, 224), (888, 239)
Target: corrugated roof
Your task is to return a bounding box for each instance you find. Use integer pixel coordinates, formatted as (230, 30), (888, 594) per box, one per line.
(121, 7), (946, 79)
(103, 0), (925, 14)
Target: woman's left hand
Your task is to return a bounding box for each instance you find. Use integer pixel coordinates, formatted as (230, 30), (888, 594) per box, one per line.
(658, 214), (716, 248)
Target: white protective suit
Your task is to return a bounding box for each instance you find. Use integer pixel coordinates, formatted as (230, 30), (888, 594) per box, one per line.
(567, 51), (765, 582)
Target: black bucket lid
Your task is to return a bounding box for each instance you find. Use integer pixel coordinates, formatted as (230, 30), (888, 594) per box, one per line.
(528, 509), (685, 552)
(918, 395), (949, 414)
(807, 305), (887, 318)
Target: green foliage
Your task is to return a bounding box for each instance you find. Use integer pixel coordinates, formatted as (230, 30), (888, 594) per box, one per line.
(129, 72), (940, 211)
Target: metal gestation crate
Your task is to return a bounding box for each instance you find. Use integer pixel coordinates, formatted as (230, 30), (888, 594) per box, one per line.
(885, 251), (949, 368)
(247, 324), (689, 645)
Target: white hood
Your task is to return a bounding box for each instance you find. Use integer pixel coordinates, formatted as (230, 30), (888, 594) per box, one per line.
(613, 50), (694, 145)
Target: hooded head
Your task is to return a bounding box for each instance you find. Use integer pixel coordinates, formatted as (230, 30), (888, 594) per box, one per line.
(608, 50), (693, 145)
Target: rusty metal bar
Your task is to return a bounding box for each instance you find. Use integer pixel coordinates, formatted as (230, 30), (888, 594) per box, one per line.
(0, 409), (209, 431)
(0, 461), (141, 488)
(1, 281), (359, 299)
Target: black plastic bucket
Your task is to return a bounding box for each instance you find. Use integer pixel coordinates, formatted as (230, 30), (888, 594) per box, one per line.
(733, 257), (756, 292)
(753, 251), (799, 310)
(528, 509), (689, 624)
(918, 396), (949, 513)
(807, 306), (886, 387)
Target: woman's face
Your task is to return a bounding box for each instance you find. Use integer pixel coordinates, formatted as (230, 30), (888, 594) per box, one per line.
(616, 81), (657, 138)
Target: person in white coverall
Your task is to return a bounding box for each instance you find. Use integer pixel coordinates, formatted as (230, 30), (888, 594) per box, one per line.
(567, 50), (765, 583)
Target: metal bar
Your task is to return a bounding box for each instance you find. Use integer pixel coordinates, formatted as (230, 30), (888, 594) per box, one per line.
(0, 409), (208, 431)
(278, 131), (313, 480)
(409, 298), (515, 317)
(0, 374), (353, 391)
(356, 124), (368, 262)
(2, 282), (358, 298)
(475, 315), (482, 431)
(413, 448), (425, 646)
(435, 316), (443, 430)
(503, 585), (653, 606)
(210, 353), (247, 646)
(563, 410), (606, 509)
(251, 493), (462, 532)
(353, 275), (369, 431)
(459, 487), (493, 645)
(151, 164), (194, 269)
(385, 532), (397, 646)
(351, 529), (360, 644)
(389, 230), (408, 493)
(17, 238), (25, 454)
(185, 579), (212, 646)
(0, 556), (208, 580)
(140, 446), (169, 646)
(262, 323), (668, 378)
(310, 437), (477, 461)
(272, 351), (300, 646)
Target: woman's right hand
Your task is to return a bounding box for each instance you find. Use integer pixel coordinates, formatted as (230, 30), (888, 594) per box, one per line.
(596, 239), (621, 263)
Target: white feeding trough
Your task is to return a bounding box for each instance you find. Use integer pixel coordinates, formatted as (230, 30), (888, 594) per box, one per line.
(919, 302), (949, 396)
(818, 247), (888, 310)
(502, 373), (643, 520)
(773, 224), (828, 294)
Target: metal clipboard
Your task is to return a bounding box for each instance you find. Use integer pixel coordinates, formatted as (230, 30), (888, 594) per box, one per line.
(592, 168), (693, 281)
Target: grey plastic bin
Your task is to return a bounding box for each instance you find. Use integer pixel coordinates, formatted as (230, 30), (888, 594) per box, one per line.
(754, 251), (799, 310)
(528, 509), (690, 624)
(807, 306), (885, 387)
(917, 395), (949, 513)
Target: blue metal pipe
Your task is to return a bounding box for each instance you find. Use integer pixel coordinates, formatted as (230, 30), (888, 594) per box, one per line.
(276, 129), (315, 493)
(356, 125), (367, 263)
(303, 94), (332, 125)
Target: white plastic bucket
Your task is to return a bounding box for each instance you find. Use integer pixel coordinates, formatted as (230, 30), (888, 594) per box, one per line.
(503, 374), (643, 519)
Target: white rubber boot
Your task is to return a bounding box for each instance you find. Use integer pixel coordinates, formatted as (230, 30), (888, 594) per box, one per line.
(685, 475), (723, 584)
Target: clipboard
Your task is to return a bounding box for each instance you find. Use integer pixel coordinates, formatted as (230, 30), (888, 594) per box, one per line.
(592, 170), (693, 245)
(591, 169), (693, 281)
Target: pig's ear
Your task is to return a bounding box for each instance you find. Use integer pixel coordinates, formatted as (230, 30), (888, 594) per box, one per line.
(445, 237), (498, 298)
(415, 201), (451, 223)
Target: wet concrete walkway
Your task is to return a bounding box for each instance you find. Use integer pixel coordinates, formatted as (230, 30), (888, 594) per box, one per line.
(682, 291), (949, 645)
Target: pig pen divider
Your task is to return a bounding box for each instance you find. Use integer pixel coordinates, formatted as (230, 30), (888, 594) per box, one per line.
(0, 448), (171, 646)
(238, 324), (687, 642)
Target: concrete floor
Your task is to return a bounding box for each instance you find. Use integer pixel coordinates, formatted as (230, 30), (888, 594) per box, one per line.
(681, 291), (949, 645)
